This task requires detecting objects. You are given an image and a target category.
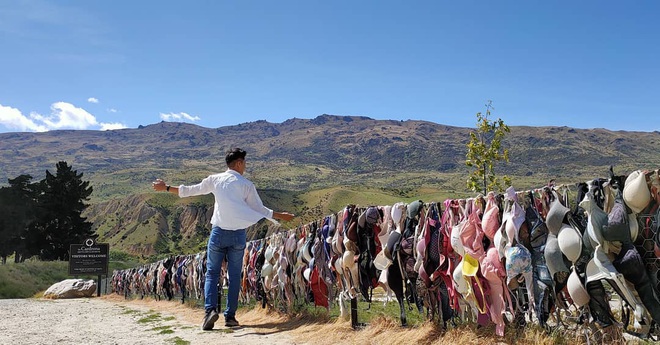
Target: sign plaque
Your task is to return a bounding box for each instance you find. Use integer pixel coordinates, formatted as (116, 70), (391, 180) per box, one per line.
(69, 239), (109, 276)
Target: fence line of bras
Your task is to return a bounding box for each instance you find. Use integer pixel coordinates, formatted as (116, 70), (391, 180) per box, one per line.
(110, 167), (660, 340)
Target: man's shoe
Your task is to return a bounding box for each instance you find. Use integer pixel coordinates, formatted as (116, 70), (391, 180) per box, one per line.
(225, 316), (240, 327)
(202, 310), (219, 331)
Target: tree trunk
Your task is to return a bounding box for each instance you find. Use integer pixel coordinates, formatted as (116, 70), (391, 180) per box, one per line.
(482, 163), (487, 195)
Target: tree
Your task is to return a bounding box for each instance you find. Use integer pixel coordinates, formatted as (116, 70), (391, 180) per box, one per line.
(32, 161), (94, 261)
(0, 175), (39, 264)
(465, 101), (511, 194)
(0, 188), (9, 263)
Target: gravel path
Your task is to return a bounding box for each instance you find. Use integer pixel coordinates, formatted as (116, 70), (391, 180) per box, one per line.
(0, 297), (297, 345)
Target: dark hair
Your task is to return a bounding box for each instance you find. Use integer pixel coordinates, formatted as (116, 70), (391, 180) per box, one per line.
(225, 148), (246, 166)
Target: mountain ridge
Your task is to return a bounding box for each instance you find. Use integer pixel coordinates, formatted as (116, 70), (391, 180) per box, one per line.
(3, 114), (659, 257)
(1, 115), (657, 192)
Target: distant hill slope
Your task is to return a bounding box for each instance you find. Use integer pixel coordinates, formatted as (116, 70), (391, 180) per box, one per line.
(83, 184), (455, 257)
(1, 115), (658, 198)
(3, 115), (659, 258)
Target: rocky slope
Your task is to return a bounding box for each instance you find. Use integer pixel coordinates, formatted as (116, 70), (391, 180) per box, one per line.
(3, 114), (658, 257)
(2, 115), (658, 193)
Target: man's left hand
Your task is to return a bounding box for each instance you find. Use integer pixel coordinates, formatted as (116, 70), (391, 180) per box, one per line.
(275, 212), (295, 222)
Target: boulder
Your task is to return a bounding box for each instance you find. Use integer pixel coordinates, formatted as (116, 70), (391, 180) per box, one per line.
(43, 279), (97, 299)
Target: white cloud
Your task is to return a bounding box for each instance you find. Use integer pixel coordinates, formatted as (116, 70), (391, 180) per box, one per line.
(31, 102), (99, 129)
(87, 97), (99, 104)
(0, 104), (48, 131)
(160, 112), (201, 122)
(99, 122), (127, 131)
(0, 101), (127, 132)
(107, 108), (117, 113)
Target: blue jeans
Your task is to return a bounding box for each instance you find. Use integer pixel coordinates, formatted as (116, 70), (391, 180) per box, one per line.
(204, 227), (246, 318)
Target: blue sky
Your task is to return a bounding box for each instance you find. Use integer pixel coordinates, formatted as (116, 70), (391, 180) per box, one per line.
(1, 0), (658, 133)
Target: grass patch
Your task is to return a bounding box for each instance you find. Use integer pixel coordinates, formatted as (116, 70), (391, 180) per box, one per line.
(254, 287), (424, 326)
(163, 316), (176, 321)
(167, 336), (190, 345)
(184, 298), (202, 309)
(152, 325), (175, 334)
(0, 259), (139, 299)
(0, 260), (69, 299)
(137, 312), (162, 323)
(121, 308), (140, 315)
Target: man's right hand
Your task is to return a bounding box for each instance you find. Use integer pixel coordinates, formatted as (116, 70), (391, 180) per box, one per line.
(152, 178), (167, 192)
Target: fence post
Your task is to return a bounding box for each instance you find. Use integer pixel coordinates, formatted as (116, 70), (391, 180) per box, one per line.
(351, 297), (358, 329)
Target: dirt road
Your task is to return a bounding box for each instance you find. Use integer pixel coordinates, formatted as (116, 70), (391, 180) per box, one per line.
(0, 297), (297, 345)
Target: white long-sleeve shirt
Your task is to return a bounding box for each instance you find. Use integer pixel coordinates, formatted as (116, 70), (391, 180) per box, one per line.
(177, 169), (274, 230)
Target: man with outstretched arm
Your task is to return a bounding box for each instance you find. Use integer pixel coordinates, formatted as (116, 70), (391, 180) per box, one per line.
(152, 148), (295, 330)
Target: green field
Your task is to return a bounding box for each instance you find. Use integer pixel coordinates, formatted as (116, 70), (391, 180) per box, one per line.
(0, 256), (138, 299)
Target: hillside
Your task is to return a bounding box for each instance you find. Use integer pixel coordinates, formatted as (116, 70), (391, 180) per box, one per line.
(2, 115), (658, 200)
(84, 185), (440, 257)
(2, 115), (659, 257)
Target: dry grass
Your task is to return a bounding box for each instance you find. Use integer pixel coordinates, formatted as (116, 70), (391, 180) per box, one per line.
(102, 294), (576, 345)
(294, 317), (566, 345)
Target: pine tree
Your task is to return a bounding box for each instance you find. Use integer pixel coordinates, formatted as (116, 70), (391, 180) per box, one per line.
(0, 175), (38, 264)
(33, 162), (94, 261)
(0, 188), (9, 264)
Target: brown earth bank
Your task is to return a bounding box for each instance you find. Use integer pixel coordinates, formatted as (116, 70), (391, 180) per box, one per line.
(0, 294), (616, 345)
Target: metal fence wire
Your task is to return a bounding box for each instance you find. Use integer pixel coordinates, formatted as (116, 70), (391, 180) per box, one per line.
(636, 215), (660, 294)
